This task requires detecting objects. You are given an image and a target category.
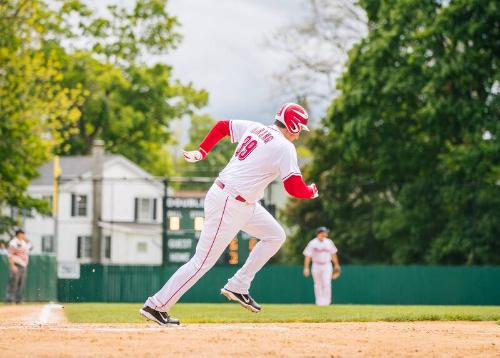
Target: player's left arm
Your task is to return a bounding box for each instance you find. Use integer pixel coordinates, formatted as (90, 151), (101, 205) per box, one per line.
(183, 120), (254, 162)
(331, 253), (341, 280)
(183, 120), (231, 162)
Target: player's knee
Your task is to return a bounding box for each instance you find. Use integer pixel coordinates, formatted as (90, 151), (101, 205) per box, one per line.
(193, 258), (210, 271)
(193, 255), (218, 272)
(273, 226), (286, 245)
(192, 255), (206, 271)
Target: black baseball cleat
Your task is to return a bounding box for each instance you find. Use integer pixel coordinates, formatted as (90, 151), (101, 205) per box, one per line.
(220, 288), (261, 313)
(139, 306), (180, 326)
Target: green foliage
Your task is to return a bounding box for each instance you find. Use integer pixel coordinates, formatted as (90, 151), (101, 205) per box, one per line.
(58, 50), (207, 175)
(52, 0), (208, 175)
(0, 0), (83, 232)
(286, 0), (500, 264)
(0, 0), (208, 233)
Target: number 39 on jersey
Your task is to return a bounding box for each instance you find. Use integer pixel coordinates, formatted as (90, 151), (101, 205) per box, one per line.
(235, 135), (258, 160)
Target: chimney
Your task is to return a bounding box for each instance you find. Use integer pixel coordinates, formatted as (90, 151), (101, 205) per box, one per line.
(91, 140), (104, 263)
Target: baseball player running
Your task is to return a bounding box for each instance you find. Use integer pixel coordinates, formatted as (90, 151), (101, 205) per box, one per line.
(140, 103), (318, 325)
(303, 227), (341, 306)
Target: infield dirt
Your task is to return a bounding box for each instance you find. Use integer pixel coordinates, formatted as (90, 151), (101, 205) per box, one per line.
(0, 305), (499, 357)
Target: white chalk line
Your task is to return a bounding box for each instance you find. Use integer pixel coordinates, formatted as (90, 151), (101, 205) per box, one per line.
(36, 303), (64, 325)
(43, 325), (288, 332)
(0, 323), (289, 332)
(2, 304), (288, 332)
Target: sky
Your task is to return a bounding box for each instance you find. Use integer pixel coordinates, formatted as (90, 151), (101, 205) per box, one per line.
(86, 0), (303, 123)
(166, 0), (303, 122)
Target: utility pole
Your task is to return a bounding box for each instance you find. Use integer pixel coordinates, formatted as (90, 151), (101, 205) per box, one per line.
(162, 178), (169, 265)
(53, 156), (61, 259)
(91, 140), (104, 263)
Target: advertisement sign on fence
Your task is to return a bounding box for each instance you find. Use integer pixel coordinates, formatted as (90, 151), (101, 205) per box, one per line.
(57, 261), (81, 279)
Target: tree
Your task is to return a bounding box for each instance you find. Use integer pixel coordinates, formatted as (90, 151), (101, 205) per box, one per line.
(0, 0), (208, 235)
(285, 0), (500, 264)
(268, 0), (367, 120)
(52, 0), (208, 175)
(0, 0), (83, 233)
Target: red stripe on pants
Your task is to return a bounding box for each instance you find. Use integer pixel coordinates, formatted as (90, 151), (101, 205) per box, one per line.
(154, 196), (230, 310)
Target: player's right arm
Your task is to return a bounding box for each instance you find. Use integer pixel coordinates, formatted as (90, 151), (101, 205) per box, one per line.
(7, 241), (17, 273)
(303, 256), (311, 277)
(303, 241), (313, 277)
(183, 120), (254, 162)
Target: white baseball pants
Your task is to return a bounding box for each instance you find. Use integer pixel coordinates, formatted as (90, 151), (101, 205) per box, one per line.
(145, 182), (286, 312)
(312, 262), (333, 306)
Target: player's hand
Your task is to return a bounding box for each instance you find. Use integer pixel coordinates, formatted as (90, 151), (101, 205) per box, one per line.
(309, 183), (319, 198)
(303, 267), (310, 277)
(10, 265), (18, 273)
(332, 267), (341, 280)
(183, 150), (205, 163)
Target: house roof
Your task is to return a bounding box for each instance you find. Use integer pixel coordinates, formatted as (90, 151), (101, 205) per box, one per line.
(31, 154), (121, 185)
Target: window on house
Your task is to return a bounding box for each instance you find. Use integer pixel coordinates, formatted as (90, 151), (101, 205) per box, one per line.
(77, 236), (92, 258)
(103, 236), (111, 259)
(169, 216), (180, 231)
(134, 198), (157, 222)
(137, 242), (148, 253)
(42, 235), (54, 253)
(71, 194), (88, 217)
(194, 216), (204, 231)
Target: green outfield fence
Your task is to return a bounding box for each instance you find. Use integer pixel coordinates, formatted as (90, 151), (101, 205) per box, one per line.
(1, 256), (498, 304)
(57, 264), (500, 305)
(0, 254), (57, 302)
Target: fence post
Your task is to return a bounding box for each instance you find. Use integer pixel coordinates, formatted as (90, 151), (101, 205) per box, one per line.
(162, 178), (169, 265)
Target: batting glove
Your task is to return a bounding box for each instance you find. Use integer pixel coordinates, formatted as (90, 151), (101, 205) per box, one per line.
(309, 183), (319, 198)
(183, 149), (206, 163)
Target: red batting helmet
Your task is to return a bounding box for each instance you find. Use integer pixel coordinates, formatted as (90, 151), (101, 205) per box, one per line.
(274, 103), (310, 134)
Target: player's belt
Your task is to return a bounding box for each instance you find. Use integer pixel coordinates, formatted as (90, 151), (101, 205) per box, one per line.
(215, 180), (247, 202)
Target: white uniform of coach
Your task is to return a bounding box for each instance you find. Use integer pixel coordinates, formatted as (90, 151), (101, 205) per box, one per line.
(303, 227), (341, 306)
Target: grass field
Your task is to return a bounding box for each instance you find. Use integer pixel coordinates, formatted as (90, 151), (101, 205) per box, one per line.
(63, 303), (500, 324)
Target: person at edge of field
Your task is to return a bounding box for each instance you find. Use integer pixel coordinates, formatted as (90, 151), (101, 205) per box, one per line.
(303, 227), (341, 306)
(4, 229), (32, 304)
(139, 103), (319, 326)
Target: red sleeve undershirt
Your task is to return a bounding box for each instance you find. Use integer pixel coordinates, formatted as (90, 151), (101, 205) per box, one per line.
(198, 120), (231, 157)
(283, 175), (314, 199)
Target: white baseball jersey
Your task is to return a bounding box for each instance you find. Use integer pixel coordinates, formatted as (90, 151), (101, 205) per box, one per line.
(218, 120), (300, 203)
(303, 238), (338, 264)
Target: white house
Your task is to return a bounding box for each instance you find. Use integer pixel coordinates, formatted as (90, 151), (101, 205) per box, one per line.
(25, 146), (168, 265)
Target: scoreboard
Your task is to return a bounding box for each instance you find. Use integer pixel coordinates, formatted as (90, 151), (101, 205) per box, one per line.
(164, 196), (257, 265)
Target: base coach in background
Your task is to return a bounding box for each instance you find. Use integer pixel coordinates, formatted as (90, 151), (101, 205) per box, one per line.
(4, 229), (32, 304)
